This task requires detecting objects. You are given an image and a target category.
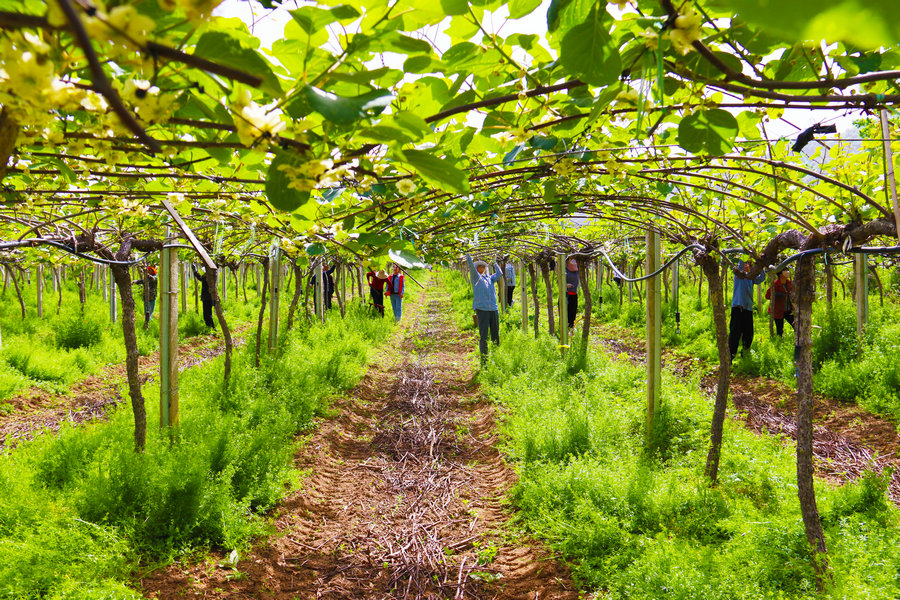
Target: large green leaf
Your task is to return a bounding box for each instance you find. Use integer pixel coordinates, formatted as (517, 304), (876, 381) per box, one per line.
(389, 248), (427, 268)
(400, 149), (470, 194)
(303, 86), (393, 126)
(559, 10), (621, 87)
(509, 0), (542, 19)
(714, 0), (900, 48)
(266, 153), (313, 212)
(677, 109), (739, 156)
(193, 31), (282, 97)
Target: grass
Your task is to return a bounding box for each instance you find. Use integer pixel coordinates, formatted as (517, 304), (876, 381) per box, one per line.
(588, 273), (900, 423)
(442, 268), (900, 598)
(0, 277), (401, 599)
(0, 271), (262, 402)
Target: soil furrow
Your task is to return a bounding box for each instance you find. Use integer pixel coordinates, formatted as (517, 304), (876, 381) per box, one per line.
(141, 283), (576, 599)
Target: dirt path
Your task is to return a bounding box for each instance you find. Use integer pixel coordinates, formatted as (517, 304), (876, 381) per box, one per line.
(141, 283), (577, 600)
(0, 325), (250, 451)
(592, 321), (900, 503)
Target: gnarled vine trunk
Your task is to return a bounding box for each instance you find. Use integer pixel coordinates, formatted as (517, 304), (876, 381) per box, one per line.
(795, 254), (830, 584)
(286, 263), (304, 330)
(699, 254), (731, 483)
(110, 264), (146, 452)
(206, 268), (232, 383)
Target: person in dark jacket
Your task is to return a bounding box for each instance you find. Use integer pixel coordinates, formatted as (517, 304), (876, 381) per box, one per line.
(565, 258), (579, 330)
(308, 262), (337, 313)
(366, 267), (389, 316)
(765, 268), (795, 337)
(504, 263), (516, 308)
(132, 265), (158, 329)
(192, 264), (216, 330)
(729, 260), (766, 361)
(386, 264), (405, 322)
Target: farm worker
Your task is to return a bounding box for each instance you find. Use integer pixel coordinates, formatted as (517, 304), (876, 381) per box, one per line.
(504, 262), (516, 308)
(386, 264), (405, 322)
(308, 261), (337, 313)
(192, 264), (216, 330)
(132, 265), (157, 329)
(366, 267), (389, 316)
(765, 268), (795, 337)
(728, 260), (766, 362)
(565, 258), (579, 331)
(466, 254), (503, 357)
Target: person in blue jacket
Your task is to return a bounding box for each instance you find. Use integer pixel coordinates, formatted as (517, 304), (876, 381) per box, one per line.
(729, 260), (766, 362)
(466, 254), (503, 357)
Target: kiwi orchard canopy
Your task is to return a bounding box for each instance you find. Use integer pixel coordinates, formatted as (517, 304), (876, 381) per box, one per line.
(2, 0), (900, 583)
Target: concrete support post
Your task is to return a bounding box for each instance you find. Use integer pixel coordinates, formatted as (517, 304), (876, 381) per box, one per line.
(159, 232), (179, 428)
(646, 230), (662, 445)
(519, 260), (528, 334)
(556, 253), (568, 350)
(180, 262), (188, 313)
(879, 109), (900, 237)
(316, 260), (325, 323)
(268, 243), (282, 352)
(36, 264), (43, 318)
(673, 256), (681, 333)
(109, 267), (117, 324)
(855, 252), (868, 338)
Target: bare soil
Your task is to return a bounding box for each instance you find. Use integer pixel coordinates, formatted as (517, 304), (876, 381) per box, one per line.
(0, 325), (249, 451)
(140, 284), (576, 600)
(593, 321), (900, 502)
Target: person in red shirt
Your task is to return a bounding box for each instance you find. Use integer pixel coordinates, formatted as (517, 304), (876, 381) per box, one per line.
(366, 267), (389, 316)
(765, 268), (795, 337)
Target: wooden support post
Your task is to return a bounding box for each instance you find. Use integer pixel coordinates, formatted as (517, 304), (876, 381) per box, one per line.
(646, 230), (662, 445)
(879, 109), (900, 237)
(316, 260), (325, 323)
(101, 266), (107, 302)
(519, 260), (528, 334)
(855, 252), (868, 338)
(499, 272), (507, 311)
(268, 243), (281, 352)
(36, 264), (43, 318)
(109, 268), (117, 324)
(159, 232), (179, 428)
(556, 253), (568, 350)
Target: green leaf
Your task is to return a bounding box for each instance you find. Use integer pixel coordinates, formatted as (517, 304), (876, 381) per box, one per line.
(559, 11), (621, 87)
(358, 232), (392, 245)
(547, 0), (574, 31)
(716, 0), (900, 48)
(509, 0), (542, 19)
(400, 149), (470, 194)
(303, 86), (393, 125)
(193, 31), (282, 97)
(389, 248), (427, 268)
(677, 109), (739, 156)
(306, 243), (326, 255)
(266, 153), (313, 211)
(404, 55), (433, 73)
(359, 112), (431, 145)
